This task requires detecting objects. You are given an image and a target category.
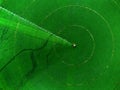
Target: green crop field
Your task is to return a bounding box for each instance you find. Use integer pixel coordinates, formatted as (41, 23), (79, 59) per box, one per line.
(0, 0), (120, 90)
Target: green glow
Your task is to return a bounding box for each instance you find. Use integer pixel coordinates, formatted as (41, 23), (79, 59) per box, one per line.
(0, 0), (120, 90)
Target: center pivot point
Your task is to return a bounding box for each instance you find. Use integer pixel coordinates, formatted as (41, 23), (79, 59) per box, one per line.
(72, 43), (77, 48)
